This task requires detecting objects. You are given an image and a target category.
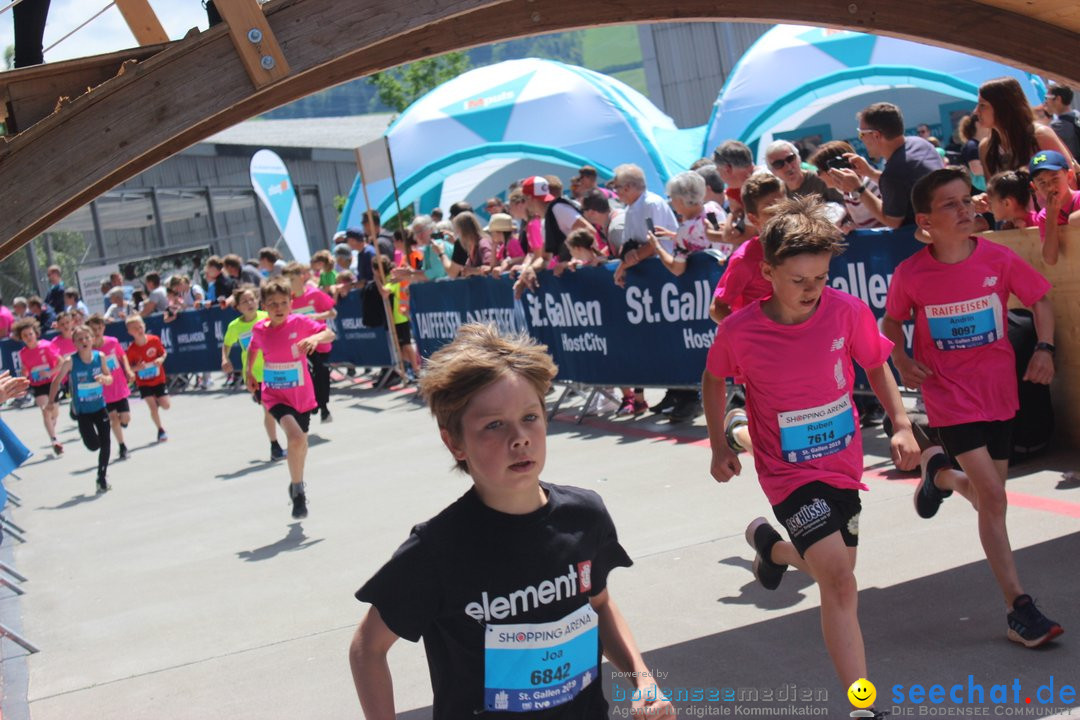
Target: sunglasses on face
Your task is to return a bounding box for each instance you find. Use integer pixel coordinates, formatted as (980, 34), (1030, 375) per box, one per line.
(769, 153), (798, 170)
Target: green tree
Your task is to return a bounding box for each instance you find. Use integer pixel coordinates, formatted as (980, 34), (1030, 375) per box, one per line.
(369, 52), (471, 114)
(3, 44), (13, 71)
(0, 232), (88, 303)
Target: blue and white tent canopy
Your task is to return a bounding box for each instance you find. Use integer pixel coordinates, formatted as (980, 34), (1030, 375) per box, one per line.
(340, 58), (699, 227)
(702, 25), (1046, 163)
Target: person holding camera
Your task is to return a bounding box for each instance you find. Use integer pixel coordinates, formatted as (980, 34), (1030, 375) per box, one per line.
(809, 141), (886, 230)
(829, 102), (944, 228)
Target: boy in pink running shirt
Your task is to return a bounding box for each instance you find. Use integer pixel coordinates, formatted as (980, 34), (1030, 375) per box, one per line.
(883, 167), (1061, 648)
(87, 314), (135, 460)
(707, 173), (788, 458)
(702, 197), (919, 713)
(1028, 150), (1080, 266)
(285, 262), (338, 423)
(13, 318), (63, 455)
(247, 277), (336, 519)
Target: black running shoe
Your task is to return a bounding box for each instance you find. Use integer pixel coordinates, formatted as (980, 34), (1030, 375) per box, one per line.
(290, 483), (308, 519)
(915, 447), (952, 519)
(320, 408), (332, 424)
(96, 476), (111, 494)
(118, 444), (128, 460)
(270, 443), (286, 462)
(157, 427), (168, 443)
(649, 390), (676, 414)
(1007, 594), (1064, 648)
(745, 517), (788, 590)
(668, 399), (702, 423)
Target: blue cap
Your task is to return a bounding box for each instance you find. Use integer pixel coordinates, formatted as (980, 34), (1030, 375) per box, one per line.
(1028, 150), (1069, 176)
(344, 227), (364, 241)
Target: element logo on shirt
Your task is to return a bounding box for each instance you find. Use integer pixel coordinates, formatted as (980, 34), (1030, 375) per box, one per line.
(830, 337), (845, 352)
(833, 358), (846, 391)
(983, 276), (998, 288)
(464, 564), (586, 622)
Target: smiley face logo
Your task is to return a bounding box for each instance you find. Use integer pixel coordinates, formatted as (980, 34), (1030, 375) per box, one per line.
(847, 678), (876, 709)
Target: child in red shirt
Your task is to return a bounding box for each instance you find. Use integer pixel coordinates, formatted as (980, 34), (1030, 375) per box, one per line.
(124, 315), (170, 442)
(883, 168), (1060, 648)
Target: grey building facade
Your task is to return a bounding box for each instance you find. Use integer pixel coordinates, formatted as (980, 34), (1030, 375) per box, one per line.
(639, 22), (771, 129)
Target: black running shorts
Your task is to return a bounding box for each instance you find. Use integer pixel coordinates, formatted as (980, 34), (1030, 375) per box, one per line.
(772, 481), (861, 557)
(269, 403), (311, 433)
(934, 418), (1013, 461)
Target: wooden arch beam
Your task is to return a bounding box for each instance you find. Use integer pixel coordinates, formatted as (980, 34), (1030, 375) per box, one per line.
(1, 0), (1078, 254)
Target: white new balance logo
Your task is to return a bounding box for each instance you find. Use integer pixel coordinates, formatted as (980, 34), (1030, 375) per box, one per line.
(830, 337), (845, 351)
(983, 276), (998, 287)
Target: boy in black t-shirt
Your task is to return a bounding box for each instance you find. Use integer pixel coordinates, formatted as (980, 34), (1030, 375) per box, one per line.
(350, 324), (674, 720)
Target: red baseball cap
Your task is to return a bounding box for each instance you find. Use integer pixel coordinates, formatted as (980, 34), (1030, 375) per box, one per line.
(522, 176), (555, 202)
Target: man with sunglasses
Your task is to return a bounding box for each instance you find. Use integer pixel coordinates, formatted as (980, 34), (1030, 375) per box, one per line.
(829, 102), (943, 229)
(765, 140), (843, 204)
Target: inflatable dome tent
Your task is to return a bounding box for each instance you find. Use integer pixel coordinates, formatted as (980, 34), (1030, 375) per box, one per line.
(702, 25), (1047, 163)
(339, 58), (701, 227)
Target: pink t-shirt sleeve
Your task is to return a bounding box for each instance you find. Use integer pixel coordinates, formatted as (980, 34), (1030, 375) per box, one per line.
(1004, 247), (1052, 307)
(849, 299), (894, 371)
(705, 321), (739, 379)
(714, 250), (751, 303)
(312, 288), (335, 312)
(884, 261), (914, 323)
(296, 313), (327, 338)
(248, 322), (265, 356)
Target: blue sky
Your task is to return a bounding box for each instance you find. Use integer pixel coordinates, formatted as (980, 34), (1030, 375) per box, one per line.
(1, 1), (208, 64)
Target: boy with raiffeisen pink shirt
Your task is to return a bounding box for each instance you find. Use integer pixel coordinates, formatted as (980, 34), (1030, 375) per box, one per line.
(883, 167), (1062, 648)
(247, 277), (336, 520)
(703, 196), (919, 716)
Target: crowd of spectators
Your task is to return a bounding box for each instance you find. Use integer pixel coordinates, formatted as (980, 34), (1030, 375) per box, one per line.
(1, 78), (1076, 414)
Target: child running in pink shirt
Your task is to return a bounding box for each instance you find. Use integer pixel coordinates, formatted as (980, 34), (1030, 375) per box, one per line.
(13, 318), (63, 455)
(285, 261), (338, 423)
(87, 314), (135, 460)
(246, 277), (336, 519)
(707, 173), (789, 458)
(883, 167), (1061, 648)
(702, 196), (919, 715)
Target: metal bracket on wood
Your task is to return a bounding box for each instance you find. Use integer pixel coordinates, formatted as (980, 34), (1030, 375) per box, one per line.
(0, 624), (39, 654)
(213, 0), (291, 89)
